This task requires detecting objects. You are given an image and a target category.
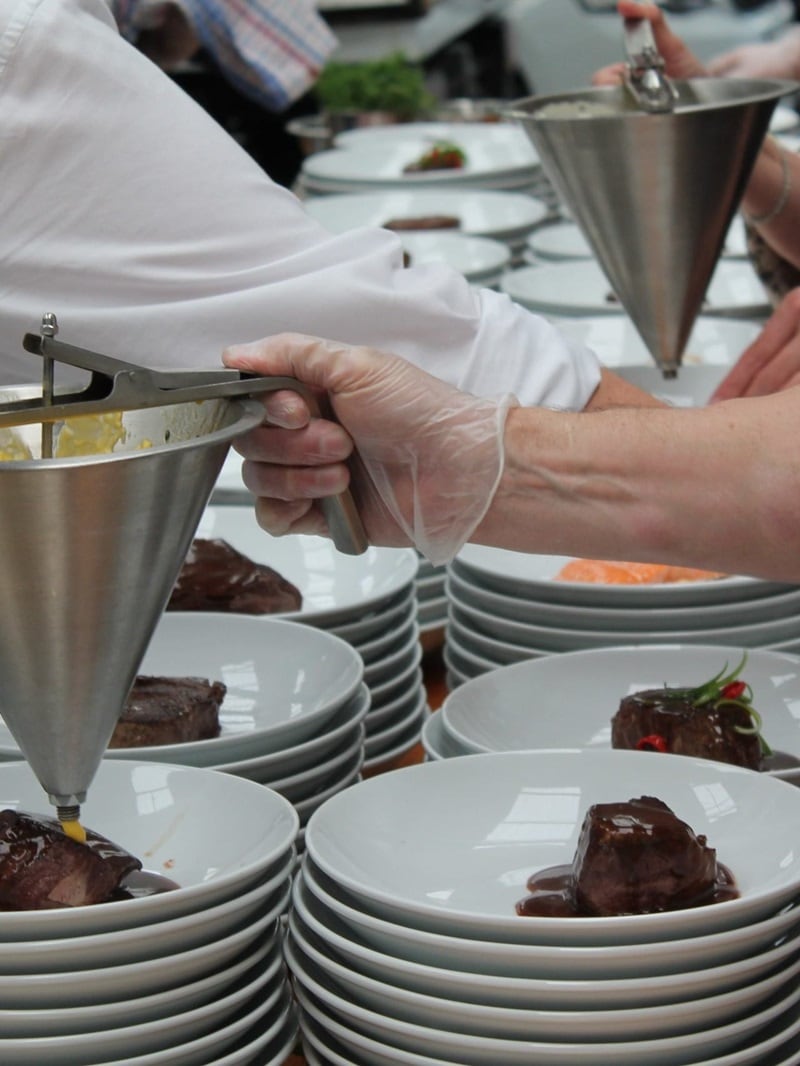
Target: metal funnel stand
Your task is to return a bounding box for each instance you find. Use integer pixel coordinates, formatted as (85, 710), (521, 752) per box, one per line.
(507, 39), (796, 376)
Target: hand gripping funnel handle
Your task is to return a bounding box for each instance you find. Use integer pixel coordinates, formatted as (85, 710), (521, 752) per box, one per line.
(5, 326), (369, 556)
(623, 1), (677, 113)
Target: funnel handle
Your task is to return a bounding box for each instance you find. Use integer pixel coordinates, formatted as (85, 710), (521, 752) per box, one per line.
(623, 4), (677, 113)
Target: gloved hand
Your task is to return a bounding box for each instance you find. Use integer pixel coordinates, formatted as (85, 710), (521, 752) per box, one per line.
(592, 1), (707, 87)
(223, 333), (517, 565)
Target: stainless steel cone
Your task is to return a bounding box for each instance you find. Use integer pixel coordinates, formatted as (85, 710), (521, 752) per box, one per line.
(0, 394), (263, 810)
(507, 78), (796, 376)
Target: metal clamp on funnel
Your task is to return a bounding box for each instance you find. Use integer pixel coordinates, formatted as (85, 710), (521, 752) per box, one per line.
(623, 7), (677, 114)
(5, 316), (368, 557)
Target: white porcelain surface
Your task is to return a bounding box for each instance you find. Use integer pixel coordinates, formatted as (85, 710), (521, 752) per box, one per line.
(440, 645), (800, 781)
(302, 856), (800, 980)
(302, 187), (548, 243)
(500, 258), (771, 318)
(529, 217), (750, 263)
(304, 750), (800, 946)
(0, 760), (298, 939)
(554, 314), (761, 368)
(329, 586), (417, 645)
(453, 544), (787, 606)
(771, 105), (800, 133)
(196, 506), (419, 624)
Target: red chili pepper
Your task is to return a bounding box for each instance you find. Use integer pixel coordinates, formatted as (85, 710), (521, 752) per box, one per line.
(635, 734), (668, 752)
(721, 681), (747, 700)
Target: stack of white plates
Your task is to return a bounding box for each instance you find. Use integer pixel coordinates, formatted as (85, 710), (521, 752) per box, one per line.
(500, 258), (772, 319)
(299, 123), (547, 197)
(302, 187), (550, 263)
(0, 615), (369, 838)
(415, 551), (447, 645)
(287, 750), (800, 1065)
(526, 215), (750, 262)
(0, 760), (299, 1065)
(193, 506), (428, 772)
(428, 644), (800, 783)
(445, 543), (800, 688)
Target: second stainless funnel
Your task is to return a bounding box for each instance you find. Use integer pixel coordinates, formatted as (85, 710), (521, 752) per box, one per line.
(507, 78), (796, 376)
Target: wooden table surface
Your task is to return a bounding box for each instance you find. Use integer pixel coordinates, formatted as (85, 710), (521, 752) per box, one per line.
(283, 636), (447, 1066)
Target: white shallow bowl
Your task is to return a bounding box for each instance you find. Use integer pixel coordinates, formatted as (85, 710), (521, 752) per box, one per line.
(554, 314), (761, 369)
(500, 258), (771, 318)
(287, 910), (800, 1042)
(440, 645), (800, 782)
(302, 188), (548, 244)
(529, 218), (750, 263)
(302, 856), (800, 980)
(287, 936), (800, 1066)
(292, 868), (800, 1011)
(120, 614), (361, 762)
(453, 544), (788, 606)
(304, 750), (800, 946)
(398, 230), (511, 283)
(195, 506), (419, 626)
(0, 759), (298, 939)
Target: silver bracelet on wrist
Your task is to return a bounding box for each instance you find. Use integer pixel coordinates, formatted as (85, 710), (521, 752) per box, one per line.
(746, 144), (791, 226)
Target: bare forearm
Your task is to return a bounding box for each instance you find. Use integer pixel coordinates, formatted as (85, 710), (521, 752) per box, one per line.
(475, 392), (800, 582)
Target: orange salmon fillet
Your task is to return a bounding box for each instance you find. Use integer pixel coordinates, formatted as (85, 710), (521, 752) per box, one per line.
(555, 559), (725, 585)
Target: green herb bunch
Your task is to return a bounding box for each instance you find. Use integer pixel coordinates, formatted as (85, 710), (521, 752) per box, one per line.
(315, 52), (436, 116)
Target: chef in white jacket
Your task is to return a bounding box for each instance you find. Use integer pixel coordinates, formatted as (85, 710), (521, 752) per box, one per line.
(0, 0), (664, 416)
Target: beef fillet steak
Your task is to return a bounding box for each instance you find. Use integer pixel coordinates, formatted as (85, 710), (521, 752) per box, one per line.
(168, 537), (302, 614)
(0, 810), (142, 909)
(110, 675), (226, 748)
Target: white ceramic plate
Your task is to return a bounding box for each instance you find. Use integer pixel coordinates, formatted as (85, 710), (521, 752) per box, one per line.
(302, 188), (548, 244)
(304, 750), (800, 946)
(286, 935), (800, 1066)
(440, 645), (800, 781)
(453, 545), (788, 606)
(195, 506), (419, 625)
(292, 871), (800, 1012)
(329, 586), (417, 646)
(399, 230), (510, 283)
(332, 121), (537, 155)
(0, 760), (298, 939)
(500, 258), (771, 318)
(528, 217), (750, 262)
(302, 126), (539, 191)
(771, 105), (800, 133)
(301, 856), (800, 981)
(553, 314), (761, 368)
(420, 708), (473, 761)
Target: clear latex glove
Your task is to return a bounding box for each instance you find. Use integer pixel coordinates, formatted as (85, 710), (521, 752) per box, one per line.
(223, 333), (517, 565)
(708, 30), (800, 81)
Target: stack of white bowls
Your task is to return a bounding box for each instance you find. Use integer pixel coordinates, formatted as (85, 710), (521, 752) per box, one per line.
(194, 505), (428, 772)
(287, 750), (800, 1066)
(299, 122), (550, 199)
(425, 644), (800, 781)
(302, 187), (550, 265)
(0, 759), (299, 1065)
(415, 552), (447, 647)
(444, 542), (800, 688)
(0, 615), (369, 841)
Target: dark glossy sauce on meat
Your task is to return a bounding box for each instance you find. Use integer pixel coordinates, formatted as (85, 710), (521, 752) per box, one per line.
(109, 869), (181, 901)
(516, 861), (738, 918)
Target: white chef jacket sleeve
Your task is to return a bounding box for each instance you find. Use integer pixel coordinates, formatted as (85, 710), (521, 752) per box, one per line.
(0, 0), (601, 411)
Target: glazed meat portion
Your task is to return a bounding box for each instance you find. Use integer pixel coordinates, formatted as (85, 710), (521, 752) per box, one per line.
(0, 810), (142, 910)
(573, 797), (719, 916)
(612, 688), (762, 770)
(168, 537), (302, 614)
(383, 215), (461, 231)
(110, 675), (226, 748)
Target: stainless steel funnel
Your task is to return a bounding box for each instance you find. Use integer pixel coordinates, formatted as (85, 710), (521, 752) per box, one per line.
(507, 78), (796, 376)
(0, 390), (263, 817)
